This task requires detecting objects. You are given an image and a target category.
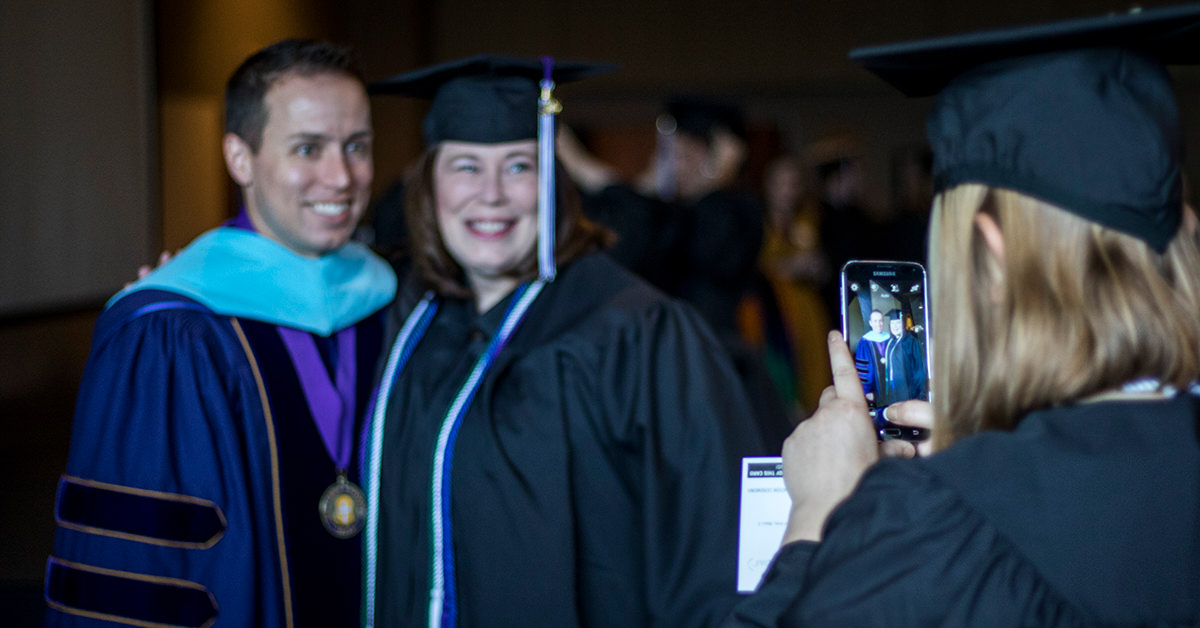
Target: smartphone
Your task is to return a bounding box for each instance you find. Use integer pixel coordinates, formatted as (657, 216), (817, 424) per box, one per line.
(840, 260), (932, 441)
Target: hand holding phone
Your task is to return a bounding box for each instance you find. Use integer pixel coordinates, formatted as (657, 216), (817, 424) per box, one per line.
(880, 400), (936, 456)
(840, 260), (932, 442)
(780, 331), (880, 543)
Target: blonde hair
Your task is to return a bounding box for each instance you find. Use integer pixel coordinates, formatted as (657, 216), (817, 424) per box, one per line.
(930, 183), (1200, 449)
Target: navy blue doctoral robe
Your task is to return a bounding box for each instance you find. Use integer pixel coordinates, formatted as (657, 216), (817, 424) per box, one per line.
(46, 289), (384, 628)
(45, 226), (394, 628)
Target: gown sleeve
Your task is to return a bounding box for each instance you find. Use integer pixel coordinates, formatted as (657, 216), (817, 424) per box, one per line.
(45, 295), (287, 628)
(595, 301), (768, 627)
(720, 542), (817, 628)
(736, 458), (1071, 628)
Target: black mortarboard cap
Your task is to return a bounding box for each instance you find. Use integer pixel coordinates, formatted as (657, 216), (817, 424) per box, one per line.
(370, 54), (615, 145)
(665, 97), (747, 142)
(850, 4), (1200, 253)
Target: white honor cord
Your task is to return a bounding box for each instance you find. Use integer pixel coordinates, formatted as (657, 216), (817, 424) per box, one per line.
(427, 590), (444, 628)
(363, 293), (436, 628)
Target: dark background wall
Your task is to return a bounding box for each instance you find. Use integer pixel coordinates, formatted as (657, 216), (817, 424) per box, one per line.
(3, 0), (1197, 623)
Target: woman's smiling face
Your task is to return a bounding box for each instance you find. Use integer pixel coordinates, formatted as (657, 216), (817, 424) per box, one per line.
(434, 139), (539, 287)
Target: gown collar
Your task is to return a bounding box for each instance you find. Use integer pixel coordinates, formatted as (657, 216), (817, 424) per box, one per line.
(442, 287), (521, 341)
(862, 330), (891, 343)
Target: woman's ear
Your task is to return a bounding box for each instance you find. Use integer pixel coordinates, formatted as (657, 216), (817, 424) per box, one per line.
(974, 212), (1006, 266)
(974, 212), (1006, 300)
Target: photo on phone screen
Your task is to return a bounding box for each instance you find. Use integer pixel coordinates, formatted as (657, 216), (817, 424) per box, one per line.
(840, 261), (931, 429)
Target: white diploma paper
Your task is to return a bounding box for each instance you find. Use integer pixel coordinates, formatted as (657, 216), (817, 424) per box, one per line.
(737, 456), (791, 592)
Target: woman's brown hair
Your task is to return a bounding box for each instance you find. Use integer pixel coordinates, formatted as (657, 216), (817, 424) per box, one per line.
(930, 183), (1200, 449)
(404, 144), (615, 299)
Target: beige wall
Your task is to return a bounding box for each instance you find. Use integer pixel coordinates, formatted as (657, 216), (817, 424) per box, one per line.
(159, 94), (226, 251)
(0, 0), (154, 316)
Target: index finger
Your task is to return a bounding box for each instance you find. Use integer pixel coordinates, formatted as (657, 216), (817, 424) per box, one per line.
(827, 331), (865, 404)
(886, 400), (934, 430)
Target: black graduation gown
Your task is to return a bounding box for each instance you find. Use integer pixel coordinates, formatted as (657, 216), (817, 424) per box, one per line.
(581, 183), (684, 292)
(583, 183), (791, 447)
(724, 394), (1200, 627)
(374, 253), (767, 628)
(673, 188), (765, 339)
(880, 332), (926, 405)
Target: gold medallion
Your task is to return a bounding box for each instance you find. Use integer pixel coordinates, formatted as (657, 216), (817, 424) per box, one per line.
(319, 474), (366, 539)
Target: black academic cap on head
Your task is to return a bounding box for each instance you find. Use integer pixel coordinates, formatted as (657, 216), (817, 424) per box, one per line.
(850, 4), (1200, 253)
(370, 54), (616, 145)
(665, 97), (747, 142)
(886, 309), (904, 321)
(372, 54), (614, 282)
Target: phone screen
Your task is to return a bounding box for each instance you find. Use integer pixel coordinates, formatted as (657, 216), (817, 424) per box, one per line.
(840, 260), (931, 428)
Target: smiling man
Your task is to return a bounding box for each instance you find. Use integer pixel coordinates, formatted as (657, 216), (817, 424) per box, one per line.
(44, 40), (395, 628)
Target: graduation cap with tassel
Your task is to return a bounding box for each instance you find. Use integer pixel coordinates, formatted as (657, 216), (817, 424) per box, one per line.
(371, 54), (616, 281)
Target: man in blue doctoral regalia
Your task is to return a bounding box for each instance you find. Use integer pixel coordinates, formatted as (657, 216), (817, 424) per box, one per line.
(43, 39), (395, 628)
(853, 309), (890, 403)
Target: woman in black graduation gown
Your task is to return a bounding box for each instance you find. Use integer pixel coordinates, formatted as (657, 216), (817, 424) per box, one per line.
(361, 56), (767, 628)
(726, 5), (1200, 628)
